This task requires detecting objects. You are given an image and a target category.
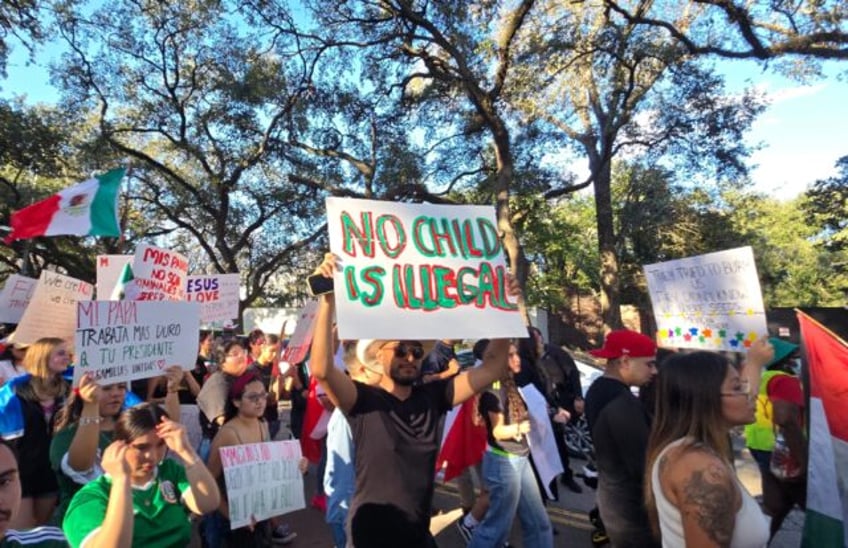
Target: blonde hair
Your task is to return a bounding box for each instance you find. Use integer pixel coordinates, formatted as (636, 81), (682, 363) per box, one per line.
(20, 337), (69, 400)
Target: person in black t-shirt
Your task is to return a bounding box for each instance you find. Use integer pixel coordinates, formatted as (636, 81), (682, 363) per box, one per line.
(584, 330), (659, 548)
(421, 339), (460, 383)
(308, 253), (520, 548)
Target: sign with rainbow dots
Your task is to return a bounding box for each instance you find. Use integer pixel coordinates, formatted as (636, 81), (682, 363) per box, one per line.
(643, 247), (767, 352)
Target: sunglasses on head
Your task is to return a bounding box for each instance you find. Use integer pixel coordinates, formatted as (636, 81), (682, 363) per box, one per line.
(386, 342), (425, 360)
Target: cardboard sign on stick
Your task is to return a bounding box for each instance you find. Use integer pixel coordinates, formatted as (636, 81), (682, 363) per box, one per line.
(0, 274), (37, 323)
(131, 244), (188, 301)
(95, 255), (132, 299)
(186, 274), (240, 324)
(73, 300), (200, 385)
(281, 300), (318, 365)
(219, 440), (306, 529)
(643, 246), (767, 351)
(14, 271), (93, 345)
(326, 197), (526, 340)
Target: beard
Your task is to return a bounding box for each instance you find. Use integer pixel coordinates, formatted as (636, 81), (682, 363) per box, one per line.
(389, 364), (421, 386)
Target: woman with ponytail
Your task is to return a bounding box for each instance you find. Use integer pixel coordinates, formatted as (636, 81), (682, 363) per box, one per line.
(467, 341), (553, 548)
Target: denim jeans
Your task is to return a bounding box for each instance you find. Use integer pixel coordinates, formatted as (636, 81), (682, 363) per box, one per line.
(468, 450), (553, 548)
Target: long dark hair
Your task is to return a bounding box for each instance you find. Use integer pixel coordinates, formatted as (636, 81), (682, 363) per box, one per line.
(644, 351), (732, 536)
(53, 383), (127, 433)
(223, 373), (264, 422)
(114, 402), (169, 443)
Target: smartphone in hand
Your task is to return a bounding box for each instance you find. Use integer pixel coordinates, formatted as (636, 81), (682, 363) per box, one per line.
(306, 273), (334, 296)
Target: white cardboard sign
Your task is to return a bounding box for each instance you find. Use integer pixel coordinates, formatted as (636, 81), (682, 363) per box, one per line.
(95, 255), (133, 300)
(0, 274), (37, 323)
(326, 197), (525, 340)
(219, 440), (306, 529)
(131, 244), (188, 301)
(643, 246), (768, 351)
(186, 274), (240, 324)
(73, 300), (200, 385)
(280, 300), (318, 365)
(14, 271), (94, 345)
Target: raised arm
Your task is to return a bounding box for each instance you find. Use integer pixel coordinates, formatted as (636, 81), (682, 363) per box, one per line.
(310, 253), (358, 413)
(157, 417), (220, 515)
(451, 338), (509, 406)
(742, 337), (774, 399)
(66, 374), (103, 472)
(84, 442), (134, 548)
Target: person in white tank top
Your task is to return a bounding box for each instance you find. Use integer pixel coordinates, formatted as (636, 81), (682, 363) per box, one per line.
(644, 341), (774, 547)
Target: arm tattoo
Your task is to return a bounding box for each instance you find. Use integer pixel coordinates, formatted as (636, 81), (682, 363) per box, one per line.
(681, 464), (735, 547)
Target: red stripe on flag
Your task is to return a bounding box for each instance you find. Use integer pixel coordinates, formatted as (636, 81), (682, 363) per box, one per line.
(5, 194), (62, 243)
(300, 376), (325, 463)
(436, 396), (487, 482)
(798, 312), (848, 442)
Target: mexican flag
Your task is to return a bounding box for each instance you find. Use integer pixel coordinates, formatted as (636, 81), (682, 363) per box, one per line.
(4, 168), (125, 244)
(798, 311), (848, 548)
(109, 262), (137, 301)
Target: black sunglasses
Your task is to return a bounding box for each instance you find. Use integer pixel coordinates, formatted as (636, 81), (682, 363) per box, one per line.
(386, 343), (425, 360)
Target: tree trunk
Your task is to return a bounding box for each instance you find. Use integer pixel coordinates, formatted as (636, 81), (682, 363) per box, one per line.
(592, 157), (623, 331)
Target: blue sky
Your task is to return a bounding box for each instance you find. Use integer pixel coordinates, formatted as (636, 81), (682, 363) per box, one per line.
(3, 42), (846, 202)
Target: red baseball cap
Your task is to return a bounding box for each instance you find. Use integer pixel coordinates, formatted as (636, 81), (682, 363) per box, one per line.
(589, 330), (656, 359)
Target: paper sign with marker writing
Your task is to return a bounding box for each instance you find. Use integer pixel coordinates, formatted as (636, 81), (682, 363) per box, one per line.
(186, 274), (240, 324)
(14, 271), (94, 345)
(643, 246), (767, 351)
(281, 300), (318, 365)
(0, 274), (37, 323)
(219, 440), (306, 529)
(95, 255), (132, 299)
(131, 244), (188, 301)
(326, 197), (525, 340)
(73, 300), (200, 385)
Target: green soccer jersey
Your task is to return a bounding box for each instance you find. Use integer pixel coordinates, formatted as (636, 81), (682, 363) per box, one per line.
(62, 459), (192, 548)
(0, 527), (68, 547)
(48, 425), (114, 524)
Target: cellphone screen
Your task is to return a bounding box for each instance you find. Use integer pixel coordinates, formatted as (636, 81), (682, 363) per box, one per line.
(307, 274), (334, 296)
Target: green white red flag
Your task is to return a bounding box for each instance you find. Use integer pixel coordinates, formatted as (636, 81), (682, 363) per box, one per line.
(798, 310), (848, 548)
(4, 168), (124, 244)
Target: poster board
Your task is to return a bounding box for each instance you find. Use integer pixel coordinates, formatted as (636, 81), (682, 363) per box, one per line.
(14, 271), (93, 345)
(131, 244), (188, 301)
(0, 274), (37, 324)
(219, 440), (306, 529)
(643, 246), (768, 351)
(281, 300), (318, 365)
(96, 255), (133, 300)
(186, 274), (240, 324)
(326, 197), (526, 340)
(73, 300), (200, 384)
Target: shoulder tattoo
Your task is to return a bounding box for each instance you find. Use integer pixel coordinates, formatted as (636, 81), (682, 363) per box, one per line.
(681, 463), (735, 547)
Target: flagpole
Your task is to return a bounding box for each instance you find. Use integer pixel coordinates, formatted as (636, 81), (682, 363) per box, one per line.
(119, 161), (134, 254)
(795, 309), (848, 346)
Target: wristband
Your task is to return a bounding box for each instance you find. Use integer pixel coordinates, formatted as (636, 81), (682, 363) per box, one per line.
(79, 416), (103, 426)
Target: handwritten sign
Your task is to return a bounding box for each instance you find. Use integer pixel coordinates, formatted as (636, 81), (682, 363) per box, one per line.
(219, 440), (306, 529)
(14, 271), (93, 345)
(0, 275), (37, 323)
(186, 274), (240, 324)
(73, 301), (200, 385)
(326, 197), (525, 340)
(95, 255), (132, 299)
(281, 300), (318, 365)
(643, 247), (767, 351)
(131, 244), (188, 301)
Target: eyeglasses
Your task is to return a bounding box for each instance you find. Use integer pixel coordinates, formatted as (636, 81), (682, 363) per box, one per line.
(383, 343), (425, 360)
(242, 391), (267, 403)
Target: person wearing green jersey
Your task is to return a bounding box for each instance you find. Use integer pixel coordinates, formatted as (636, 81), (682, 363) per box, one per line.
(0, 440), (67, 547)
(62, 403), (220, 548)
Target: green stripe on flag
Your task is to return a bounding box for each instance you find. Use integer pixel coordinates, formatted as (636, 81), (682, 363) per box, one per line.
(89, 167), (125, 236)
(802, 509), (844, 548)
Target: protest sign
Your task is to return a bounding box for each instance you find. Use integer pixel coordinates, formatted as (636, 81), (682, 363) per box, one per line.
(14, 271), (93, 345)
(219, 440), (306, 529)
(643, 246), (767, 351)
(73, 300), (200, 384)
(186, 274), (240, 324)
(281, 300), (318, 365)
(131, 244), (188, 301)
(326, 197), (525, 340)
(0, 274), (37, 323)
(95, 255), (132, 299)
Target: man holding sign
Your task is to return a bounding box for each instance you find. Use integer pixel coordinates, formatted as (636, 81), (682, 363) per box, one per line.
(310, 252), (521, 548)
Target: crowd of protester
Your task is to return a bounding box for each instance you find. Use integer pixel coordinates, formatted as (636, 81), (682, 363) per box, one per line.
(0, 253), (808, 548)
